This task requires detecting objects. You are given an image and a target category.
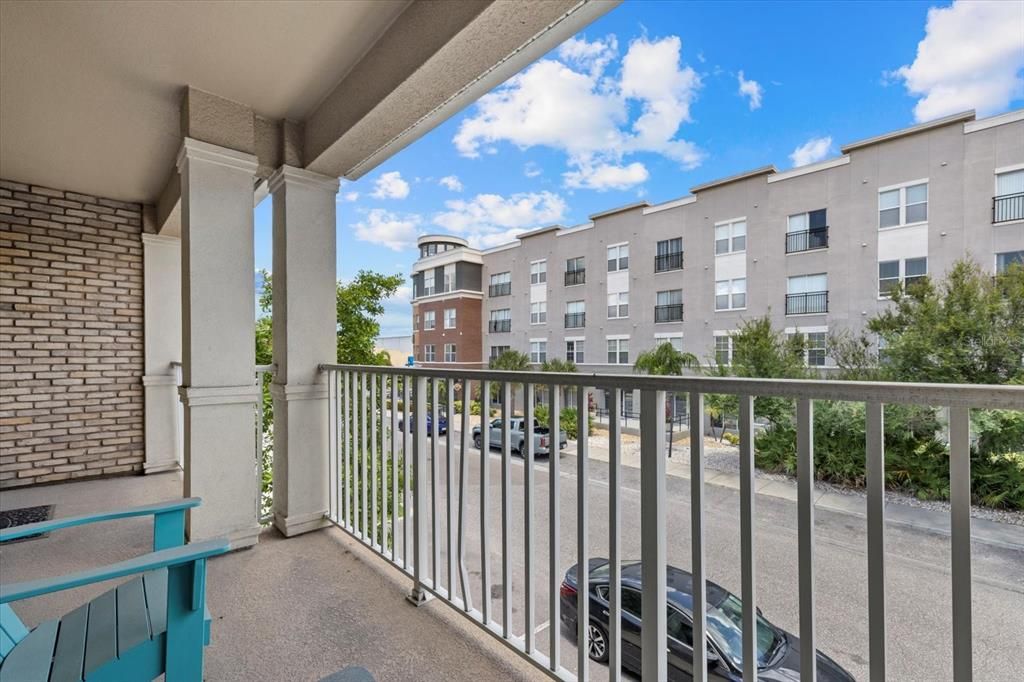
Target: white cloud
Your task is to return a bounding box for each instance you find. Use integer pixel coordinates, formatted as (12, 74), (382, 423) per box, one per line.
(370, 171), (410, 199)
(737, 71), (763, 110)
(433, 190), (568, 248)
(453, 35), (703, 188)
(890, 0), (1024, 122)
(352, 209), (420, 251)
(336, 191), (359, 202)
(564, 161), (650, 191)
(389, 285), (413, 305)
(439, 175), (463, 192)
(789, 136), (834, 167)
(524, 162), (542, 178)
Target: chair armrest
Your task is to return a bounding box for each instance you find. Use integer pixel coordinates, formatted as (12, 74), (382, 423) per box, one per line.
(0, 498), (201, 543)
(0, 538), (230, 604)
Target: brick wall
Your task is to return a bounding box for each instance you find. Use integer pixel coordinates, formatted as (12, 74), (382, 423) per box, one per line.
(0, 179), (145, 488)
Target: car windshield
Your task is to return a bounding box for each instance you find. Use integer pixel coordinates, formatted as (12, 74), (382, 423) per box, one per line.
(707, 594), (781, 669)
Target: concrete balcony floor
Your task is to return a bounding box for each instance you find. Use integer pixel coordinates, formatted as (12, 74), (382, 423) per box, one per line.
(0, 472), (540, 681)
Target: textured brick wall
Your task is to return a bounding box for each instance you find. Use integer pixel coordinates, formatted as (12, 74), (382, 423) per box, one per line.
(0, 179), (145, 488)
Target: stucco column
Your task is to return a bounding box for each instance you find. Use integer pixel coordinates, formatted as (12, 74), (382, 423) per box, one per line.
(268, 165), (339, 536)
(142, 233), (182, 474)
(177, 138), (261, 548)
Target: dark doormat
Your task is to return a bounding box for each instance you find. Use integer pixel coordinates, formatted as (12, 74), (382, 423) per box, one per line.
(0, 504), (54, 543)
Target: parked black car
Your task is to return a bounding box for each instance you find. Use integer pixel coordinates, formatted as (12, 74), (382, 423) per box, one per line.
(560, 559), (855, 681)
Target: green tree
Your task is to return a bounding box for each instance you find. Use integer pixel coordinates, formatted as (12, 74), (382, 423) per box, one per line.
(336, 270), (406, 365)
(633, 342), (699, 376)
(488, 349), (530, 412)
(541, 357), (577, 373)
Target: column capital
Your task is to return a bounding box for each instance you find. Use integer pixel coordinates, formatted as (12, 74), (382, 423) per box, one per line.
(178, 384), (259, 407)
(269, 381), (329, 402)
(268, 164), (340, 194)
(177, 137), (258, 175)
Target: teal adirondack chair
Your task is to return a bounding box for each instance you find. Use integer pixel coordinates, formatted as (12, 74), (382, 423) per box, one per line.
(0, 498), (229, 681)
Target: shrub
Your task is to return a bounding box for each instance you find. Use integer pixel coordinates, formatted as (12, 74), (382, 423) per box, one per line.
(722, 432), (740, 446)
(531, 403), (591, 439)
(470, 400), (481, 416)
(453, 400), (463, 415)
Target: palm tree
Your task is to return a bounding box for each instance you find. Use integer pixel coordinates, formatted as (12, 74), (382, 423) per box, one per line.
(541, 357), (577, 407)
(633, 342), (699, 376)
(488, 349), (530, 413)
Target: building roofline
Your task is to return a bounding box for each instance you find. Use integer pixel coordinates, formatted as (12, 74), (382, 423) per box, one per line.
(588, 201), (649, 220)
(964, 107), (1024, 134)
(643, 195), (696, 215)
(516, 224), (563, 240)
(689, 165), (777, 193)
(840, 110), (975, 153)
(417, 234), (469, 247)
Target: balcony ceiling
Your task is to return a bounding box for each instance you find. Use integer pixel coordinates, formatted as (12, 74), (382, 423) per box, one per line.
(0, 0), (616, 203)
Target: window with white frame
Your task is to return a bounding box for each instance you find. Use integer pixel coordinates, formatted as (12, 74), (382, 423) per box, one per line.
(530, 301), (547, 324)
(656, 335), (684, 352)
(530, 259), (547, 284)
(715, 278), (746, 311)
(423, 344), (436, 362)
(878, 257), (927, 296)
(530, 340), (547, 363)
(566, 339), (585, 363)
(607, 292), (629, 319)
(414, 314), (420, 330)
(442, 264), (456, 292)
(715, 219), (746, 255)
(607, 243), (629, 272)
(879, 182), (928, 228)
(806, 332), (826, 367)
(423, 271), (437, 296)
(443, 343), (457, 362)
(424, 310), (436, 330)
(994, 169), (1024, 222)
(607, 337), (629, 364)
(444, 307), (456, 329)
(714, 335), (733, 365)
(490, 345), (510, 360)
(488, 271), (511, 296)
(996, 251), (1024, 274)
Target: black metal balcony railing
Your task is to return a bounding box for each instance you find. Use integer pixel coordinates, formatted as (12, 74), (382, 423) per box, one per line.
(786, 227), (829, 254)
(564, 269), (586, 286)
(786, 291), (829, 315)
(654, 252), (684, 272)
(564, 312), (586, 328)
(488, 319), (511, 333)
(654, 303), (684, 323)
(488, 282), (511, 297)
(993, 192), (1024, 224)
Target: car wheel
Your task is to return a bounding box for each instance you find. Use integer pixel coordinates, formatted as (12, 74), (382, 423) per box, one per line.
(587, 621), (609, 663)
(516, 440), (524, 456)
(473, 434), (482, 449)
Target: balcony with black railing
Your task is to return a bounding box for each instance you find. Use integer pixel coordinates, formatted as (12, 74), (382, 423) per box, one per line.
(488, 282), (511, 297)
(786, 290), (828, 315)
(786, 227), (829, 254)
(488, 319), (511, 333)
(564, 269), (586, 286)
(993, 192), (1024, 224)
(654, 251), (684, 272)
(654, 303), (684, 323)
(564, 312), (586, 329)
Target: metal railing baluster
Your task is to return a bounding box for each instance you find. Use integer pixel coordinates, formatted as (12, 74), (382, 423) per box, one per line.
(950, 406), (972, 682)
(797, 398), (816, 682)
(459, 378), (474, 612)
(501, 381), (513, 638)
(577, 385), (590, 681)
(549, 383), (562, 673)
(690, 391), (707, 682)
(639, 389), (666, 682)
(447, 377), (456, 597)
(371, 374), (379, 549)
(410, 375), (429, 603)
(432, 378), (441, 587)
(608, 387), (622, 682)
(481, 380), (492, 625)
(524, 382), (536, 653)
(738, 394), (756, 682)
(865, 401), (886, 681)
(403, 376), (412, 569)
(390, 375), (399, 561)
(361, 372), (369, 540)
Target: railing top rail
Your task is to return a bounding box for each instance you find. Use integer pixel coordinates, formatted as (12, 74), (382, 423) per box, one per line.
(256, 363), (276, 373)
(319, 363), (1024, 409)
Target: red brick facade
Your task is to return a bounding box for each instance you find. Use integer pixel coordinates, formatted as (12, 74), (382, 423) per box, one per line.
(0, 179), (145, 488)
(412, 295), (483, 367)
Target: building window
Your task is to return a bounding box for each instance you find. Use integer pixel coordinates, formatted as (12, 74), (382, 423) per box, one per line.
(442, 264), (456, 293)
(566, 339), (585, 363)
(424, 310), (436, 330)
(655, 238), (684, 272)
(607, 243), (629, 272)
(423, 271), (437, 296)
(607, 337), (629, 364)
(444, 343), (457, 363)
(414, 314), (420, 330)
(530, 301), (547, 325)
(996, 250), (1024, 274)
(488, 272), (511, 297)
(786, 209), (828, 253)
(879, 182), (928, 229)
(715, 278), (746, 311)
(655, 289), (684, 323)
(490, 345), (510, 360)
(444, 308), (457, 329)
(715, 219), (746, 255)
(565, 257), (586, 286)
(531, 259), (547, 284)
(714, 335), (733, 366)
(879, 258), (927, 296)
(565, 300), (585, 328)
(994, 169), (1024, 223)
(786, 273), (828, 315)
(607, 292), (629, 319)
(424, 344), (436, 362)
(656, 335), (683, 352)
(489, 308), (511, 333)
(530, 340), (547, 364)
(806, 332), (827, 367)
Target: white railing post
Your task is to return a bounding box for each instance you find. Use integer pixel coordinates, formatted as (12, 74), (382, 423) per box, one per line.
(501, 381), (513, 638)
(608, 387), (622, 682)
(481, 380), (492, 624)
(523, 382), (536, 653)
(950, 406), (972, 682)
(866, 401), (886, 681)
(548, 383), (562, 672)
(640, 389), (666, 682)
(690, 391), (707, 682)
(458, 378), (474, 613)
(577, 385), (590, 681)
(797, 397), (816, 682)
(408, 374), (431, 605)
(738, 394), (757, 682)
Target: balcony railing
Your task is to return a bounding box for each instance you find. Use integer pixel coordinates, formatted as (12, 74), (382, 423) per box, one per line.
(786, 227), (829, 253)
(564, 312), (586, 328)
(993, 192), (1024, 224)
(320, 362), (1021, 682)
(654, 303), (684, 323)
(488, 282), (511, 297)
(488, 319), (511, 333)
(786, 290), (828, 315)
(654, 251), (684, 272)
(564, 269), (586, 286)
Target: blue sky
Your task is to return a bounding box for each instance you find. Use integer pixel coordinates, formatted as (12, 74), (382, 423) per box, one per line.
(253, 0), (1024, 335)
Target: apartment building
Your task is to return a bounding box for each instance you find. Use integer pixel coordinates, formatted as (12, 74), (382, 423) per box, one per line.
(410, 108), (1024, 409)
